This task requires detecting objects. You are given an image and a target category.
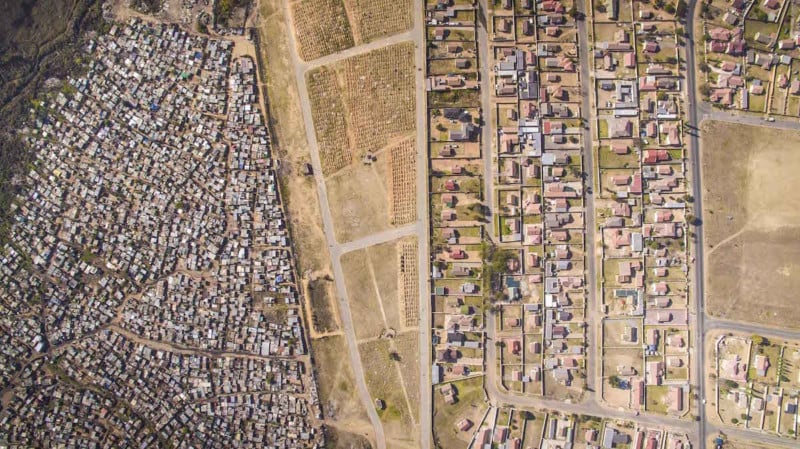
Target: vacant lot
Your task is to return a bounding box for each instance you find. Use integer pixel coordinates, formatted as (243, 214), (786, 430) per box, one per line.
(311, 336), (372, 435)
(341, 248), (388, 340)
(346, 0), (413, 43)
(395, 330), (421, 421)
(326, 158), (391, 243)
(702, 121), (800, 328)
(342, 237), (415, 338)
(291, 0), (354, 61)
(359, 338), (417, 447)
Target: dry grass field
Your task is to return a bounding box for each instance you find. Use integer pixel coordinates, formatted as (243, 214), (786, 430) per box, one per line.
(387, 136), (417, 225)
(306, 67), (354, 175)
(395, 330), (420, 421)
(341, 248), (388, 340)
(346, 0), (414, 43)
(258, 0), (332, 275)
(291, 0), (355, 61)
(338, 43), (416, 157)
(358, 338), (418, 447)
(311, 336), (373, 436)
(326, 158), (391, 243)
(702, 121), (800, 328)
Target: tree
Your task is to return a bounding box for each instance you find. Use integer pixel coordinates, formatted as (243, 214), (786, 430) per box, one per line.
(751, 334), (768, 346)
(665, 3), (676, 14)
(676, 0), (688, 17)
(569, 4), (579, 18)
(609, 375), (622, 388)
(389, 351), (401, 362)
(731, 418), (739, 424)
(699, 83), (712, 97)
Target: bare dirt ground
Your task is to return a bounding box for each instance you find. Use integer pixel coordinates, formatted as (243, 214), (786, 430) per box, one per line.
(256, 0), (368, 443)
(256, 0), (332, 277)
(326, 158), (392, 244)
(341, 237), (419, 339)
(312, 336), (375, 444)
(701, 120), (800, 329)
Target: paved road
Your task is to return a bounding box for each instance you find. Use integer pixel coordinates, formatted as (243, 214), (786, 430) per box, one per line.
(705, 318), (800, 342)
(412, 2), (432, 449)
(685, 4), (800, 447)
(575, 0), (600, 399)
(337, 224), (417, 255)
(683, 2), (708, 447)
(281, 2), (386, 447)
(476, 0), (495, 240)
(698, 102), (800, 131)
(484, 315), (696, 433)
(300, 30), (415, 71)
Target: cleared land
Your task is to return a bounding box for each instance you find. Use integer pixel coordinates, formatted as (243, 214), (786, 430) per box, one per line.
(359, 338), (418, 448)
(702, 121), (800, 328)
(311, 335), (373, 439)
(341, 248), (388, 340)
(341, 237), (419, 338)
(387, 136), (418, 226)
(346, 0), (413, 43)
(256, 1), (335, 275)
(326, 158), (391, 243)
(290, 0), (354, 61)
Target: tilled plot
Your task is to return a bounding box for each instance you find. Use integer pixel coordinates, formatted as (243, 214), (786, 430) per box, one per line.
(387, 136), (417, 225)
(338, 42), (416, 157)
(398, 240), (419, 328)
(346, 0), (414, 43)
(306, 67), (353, 175)
(291, 0), (355, 61)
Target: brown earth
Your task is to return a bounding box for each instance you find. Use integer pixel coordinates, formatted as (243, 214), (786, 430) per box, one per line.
(701, 120), (800, 329)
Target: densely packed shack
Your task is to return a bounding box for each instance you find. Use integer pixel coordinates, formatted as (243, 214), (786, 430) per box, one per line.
(0, 19), (323, 447)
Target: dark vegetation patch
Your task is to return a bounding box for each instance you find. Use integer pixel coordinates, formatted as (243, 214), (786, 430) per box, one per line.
(0, 0), (105, 245)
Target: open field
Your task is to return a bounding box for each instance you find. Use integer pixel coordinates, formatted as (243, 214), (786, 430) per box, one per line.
(359, 338), (417, 447)
(311, 336), (373, 438)
(367, 239), (403, 331)
(341, 248), (389, 340)
(326, 158), (391, 243)
(342, 237), (417, 339)
(387, 136), (418, 226)
(395, 330), (421, 421)
(701, 121), (800, 328)
(290, 0), (354, 61)
(346, 0), (413, 43)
